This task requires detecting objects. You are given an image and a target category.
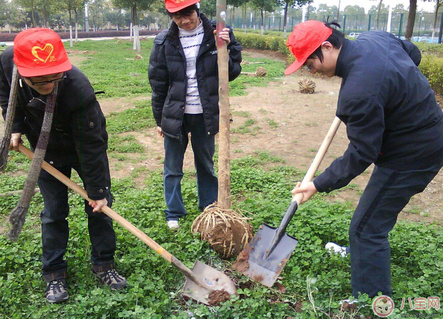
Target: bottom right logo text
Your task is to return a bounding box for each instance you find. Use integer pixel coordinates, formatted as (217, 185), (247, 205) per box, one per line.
(372, 295), (440, 317)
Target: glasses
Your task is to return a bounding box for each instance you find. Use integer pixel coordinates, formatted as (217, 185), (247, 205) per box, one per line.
(27, 73), (67, 87)
(304, 64), (313, 71)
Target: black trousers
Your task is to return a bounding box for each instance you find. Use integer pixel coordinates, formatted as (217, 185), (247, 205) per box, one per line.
(349, 161), (443, 298)
(38, 163), (115, 282)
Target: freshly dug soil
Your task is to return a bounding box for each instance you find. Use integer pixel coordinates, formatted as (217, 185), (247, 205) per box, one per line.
(208, 289), (231, 306)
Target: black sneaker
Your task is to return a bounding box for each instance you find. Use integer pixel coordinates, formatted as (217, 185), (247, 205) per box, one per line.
(45, 279), (69, 303)
(93, 268), (127, 290)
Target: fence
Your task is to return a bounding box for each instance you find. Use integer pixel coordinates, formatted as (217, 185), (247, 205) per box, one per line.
(227, 11), (443, 43)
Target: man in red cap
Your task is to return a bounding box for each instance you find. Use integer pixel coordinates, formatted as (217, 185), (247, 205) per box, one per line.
(0, 28), (126, 303)
(149, 0), (242, 229)
(288, 21), (443, 299)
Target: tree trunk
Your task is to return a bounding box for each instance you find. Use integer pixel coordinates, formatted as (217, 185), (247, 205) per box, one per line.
(432, 3), (441, 41)
(74, 10), (78, 42)
(260, 9), (264, 35)
(32, 10), (36, 27)
(337, 0), (341, 21)
(216, 0), (231, 210)
(283, 2), (288, 38)
(132, 5), (141, 52)
(376, 0), (383, 30)
(69, 10), (73, 47)
(243, 3), (246, 31)
(405, 0), (417, 40)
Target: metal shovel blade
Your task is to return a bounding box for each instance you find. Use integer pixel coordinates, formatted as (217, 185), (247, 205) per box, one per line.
(233, 224), (298, 287)
(182, 260), (237, 304)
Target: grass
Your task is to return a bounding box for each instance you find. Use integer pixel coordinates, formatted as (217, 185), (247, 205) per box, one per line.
(1, 151), (442, 318)
(69, 40), (153, 98)
(108, 135), (145, 153)
(232, 111), (251, 117)
(232, 118), (258, 135)
(267, 118), (278, 128)
(1, 39), (442, 318)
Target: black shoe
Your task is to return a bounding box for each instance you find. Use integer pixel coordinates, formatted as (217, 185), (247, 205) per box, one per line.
(45, 279), (69, 303)
(93, 268), (127, 290)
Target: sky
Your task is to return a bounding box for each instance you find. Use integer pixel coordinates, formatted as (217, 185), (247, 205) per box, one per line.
(310, 0), (436, 13)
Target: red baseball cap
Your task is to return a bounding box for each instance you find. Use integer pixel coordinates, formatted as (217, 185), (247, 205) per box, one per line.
(285, 20), (333, 75)
(13, 28), (72, 77)
(165, 0), (200, 13)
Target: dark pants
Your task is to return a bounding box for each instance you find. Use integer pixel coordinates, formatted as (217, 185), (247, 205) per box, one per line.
(38, 163), (116, 282)
(349, 162), (443, 298)
(163, 114), (218, 220)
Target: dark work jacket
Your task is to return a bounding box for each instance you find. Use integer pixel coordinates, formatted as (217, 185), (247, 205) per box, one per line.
(0, 47), (110, 200)
(314, 31), (443, 193)
(148, 13), (242, 138)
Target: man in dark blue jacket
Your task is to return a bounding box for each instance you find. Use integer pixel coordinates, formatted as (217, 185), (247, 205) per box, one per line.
(288, 21), (443, 298)
(0, 28), (126, 303)
(148, 0), (242, 229)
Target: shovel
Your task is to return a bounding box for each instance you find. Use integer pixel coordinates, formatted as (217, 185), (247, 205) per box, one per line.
(18, 144), (237, 305)
(233, 117), (341, 287)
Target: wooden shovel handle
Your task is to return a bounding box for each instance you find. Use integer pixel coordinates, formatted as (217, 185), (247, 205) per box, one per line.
(18, 145), (218, 290)
(18, 144), (174, 260)
(292, 116), (342, 204)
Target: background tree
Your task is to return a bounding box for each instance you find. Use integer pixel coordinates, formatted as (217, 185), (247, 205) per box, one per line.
(112, 0), (157, 52)
(0, 0), (7, 27)
(105, 8), (128, 30)
(369, 0), (388, 30)
(393, 4), (408, 13)
(404, 0), (434, 39)
(405, 0), (417, 39)
(250, 0), (276, 35)
(50, 12), (70, 30)
(61, 0), (84, 30)
(228, 0), (248, 29)
(112, 0), (157, 29)
(228, 0), (249, 30)
(36, 0), (57, 27)
(146, 0), (170, 30)
(431, 0), (443, 40)
(342, 5), (365, 32)
(5, 1), (27, 30)
(305, 3), (316, 20)
(376, 0), (383, 30)
(343, 5), (365, 16)
(200, 0), (216, 19)
(61, 0), (84, 45)
(88, 0), (106, 30)
(15, 0), (39, 27)
(278, 0), (312, 37)
(317, 3), (337, 21)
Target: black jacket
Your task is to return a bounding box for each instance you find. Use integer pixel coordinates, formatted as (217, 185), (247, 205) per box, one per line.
(0, 46), (110, 200)
(314, 31), (443, 193)
(148, 13), (242, 138)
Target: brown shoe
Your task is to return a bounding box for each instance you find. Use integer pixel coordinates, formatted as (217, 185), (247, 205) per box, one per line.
(93, 268), (127, 290)
(45, 279), (69, 303)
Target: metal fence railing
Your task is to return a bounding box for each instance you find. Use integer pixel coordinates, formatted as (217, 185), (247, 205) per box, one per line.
(227, 12), (443, 43)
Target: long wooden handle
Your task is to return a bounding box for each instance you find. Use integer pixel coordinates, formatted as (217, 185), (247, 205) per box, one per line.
(292, 116), (341, 204)
(18, 149), (217, 290)
(18, 144), (174, 261)
(0, 64), (19, 171)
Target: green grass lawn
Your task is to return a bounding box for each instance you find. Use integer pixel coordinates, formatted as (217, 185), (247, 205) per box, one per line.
(0, 39), (442, 318)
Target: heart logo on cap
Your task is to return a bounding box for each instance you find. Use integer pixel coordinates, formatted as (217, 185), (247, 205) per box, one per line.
(31, 44), (55, 63)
